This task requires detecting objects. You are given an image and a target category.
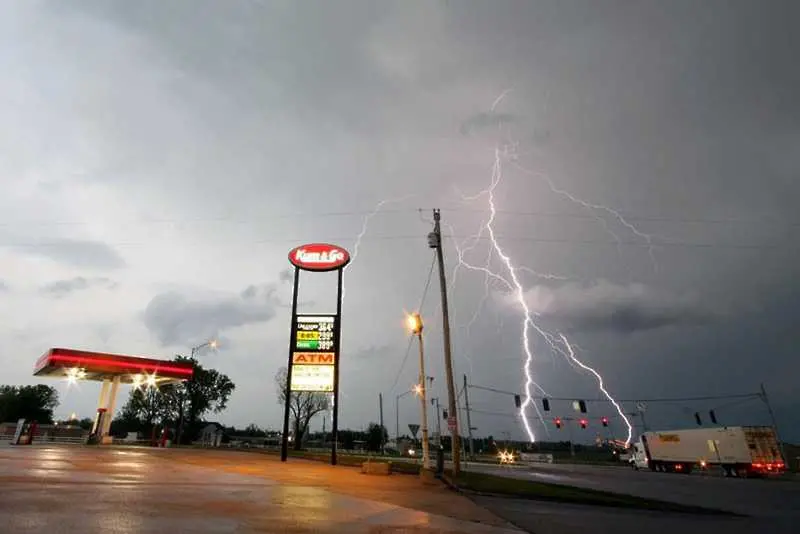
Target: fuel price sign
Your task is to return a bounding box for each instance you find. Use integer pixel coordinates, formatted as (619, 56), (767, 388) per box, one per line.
(294, 315), (336, 352)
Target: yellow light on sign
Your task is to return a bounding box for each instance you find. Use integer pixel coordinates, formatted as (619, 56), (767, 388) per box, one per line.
(296, 331), (319, 341)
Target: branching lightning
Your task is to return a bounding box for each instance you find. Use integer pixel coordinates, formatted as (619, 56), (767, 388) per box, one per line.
(559, 334), (633, 444)
(343, 195), (414, 302)
(448, 91), (650, 445)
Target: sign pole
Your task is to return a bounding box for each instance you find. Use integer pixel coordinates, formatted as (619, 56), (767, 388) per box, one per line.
(331, 267), (344, 465)
(281, 266), (301, 462)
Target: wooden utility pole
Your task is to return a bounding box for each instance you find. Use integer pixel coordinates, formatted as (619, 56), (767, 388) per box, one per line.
(429, 209), (461, 476)
(463, 374), (475, 459)
(379, 393), (385, 454)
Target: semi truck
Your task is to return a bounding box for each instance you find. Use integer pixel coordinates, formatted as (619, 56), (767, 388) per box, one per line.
(629, 426), (784, 477)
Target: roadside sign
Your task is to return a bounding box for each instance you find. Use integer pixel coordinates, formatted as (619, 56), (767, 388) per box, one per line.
(408, 424), (420, 438)
(290, 315), (337, 392)
(447, 416), (456, 432)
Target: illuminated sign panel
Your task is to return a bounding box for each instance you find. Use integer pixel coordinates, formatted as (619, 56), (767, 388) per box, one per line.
(288, 243), (351, 272)
(290, 315), (337, 392)
(294, 315), (335, 352)
(292, 352), (335, 365)
(290, 365), (334, 392)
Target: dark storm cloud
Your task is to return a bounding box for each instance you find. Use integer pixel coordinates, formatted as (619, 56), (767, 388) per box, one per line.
(519, 280), (714, 334)
(143, 284), (281, 346)
(18, 238), (126, 270)
(59, 0), (394, 134)
(12, 0), (797, 438)
(40, 276), (118, 298)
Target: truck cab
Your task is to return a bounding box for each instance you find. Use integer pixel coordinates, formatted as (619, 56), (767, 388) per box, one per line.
(629, 438), (649, 470)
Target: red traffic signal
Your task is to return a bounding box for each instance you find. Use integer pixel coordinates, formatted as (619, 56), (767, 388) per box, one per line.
(579, 418), (588, 429)
(601, 416), (609, 427)
(554, 417), (562, 429)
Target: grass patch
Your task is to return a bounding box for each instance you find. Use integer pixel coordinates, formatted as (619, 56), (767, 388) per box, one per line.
(446, 470), (738, 516)
(244, 447), (422, 475)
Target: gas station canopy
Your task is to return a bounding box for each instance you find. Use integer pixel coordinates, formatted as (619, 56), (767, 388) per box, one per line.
(33, 348), (194, 385)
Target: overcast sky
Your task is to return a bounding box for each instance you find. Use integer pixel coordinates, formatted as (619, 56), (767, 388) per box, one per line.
(2, 0), (798, 443)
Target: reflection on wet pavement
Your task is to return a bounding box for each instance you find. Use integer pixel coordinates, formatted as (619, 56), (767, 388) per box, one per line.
(0, 446), (522, 533)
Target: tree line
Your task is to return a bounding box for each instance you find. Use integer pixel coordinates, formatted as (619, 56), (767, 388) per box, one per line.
(111, 356), (235, 443)
(0, 356), (235, 445)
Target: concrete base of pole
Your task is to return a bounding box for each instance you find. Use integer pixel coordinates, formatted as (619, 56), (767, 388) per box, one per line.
(361, 462), (391, 475)
(419, 468), (438, 485)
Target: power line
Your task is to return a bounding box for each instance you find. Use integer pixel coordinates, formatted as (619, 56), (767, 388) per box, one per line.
(467, 383), (763, 404)
(440, 207), (800, 228)
(389, 253), (437, 393)
(3, 206), (795, 229)
(0, 208), (421, 228)
(2, 235), (791, 251)
(470, 408), (518, 418)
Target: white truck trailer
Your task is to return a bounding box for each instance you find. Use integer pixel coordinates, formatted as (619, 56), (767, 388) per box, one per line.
(629, 426), (784, 477)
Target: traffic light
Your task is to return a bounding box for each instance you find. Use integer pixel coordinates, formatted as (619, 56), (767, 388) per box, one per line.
(579, 418), (588, 429)
(542, 398), (550, 412)
(694, 412), (702, 426)
(578, 400), (587, 413)
(709, 410), (718, 424)
(601, 416), (609, 427)
(554, 417), (562, 429)
(443, 409), (448, 419)
(514, 394), (521, 408)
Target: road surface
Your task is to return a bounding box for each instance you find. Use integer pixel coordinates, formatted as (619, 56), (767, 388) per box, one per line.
(0, 445), (522, 533)
(466, 461), (800, 528)
(473, 495), (797, 534)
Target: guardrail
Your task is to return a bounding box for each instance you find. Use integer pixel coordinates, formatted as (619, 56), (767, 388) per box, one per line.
(0, 434), (88, 445)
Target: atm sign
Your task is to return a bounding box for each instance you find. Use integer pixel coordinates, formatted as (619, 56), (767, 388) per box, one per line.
(292, 352), (335, 365)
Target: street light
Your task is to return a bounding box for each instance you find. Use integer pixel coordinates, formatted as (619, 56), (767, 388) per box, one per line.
(406, 312), (430, 470)
(396, 388), (414, 441)
(177, 339), (218, 445)
(191, 339), (218, 358)
(407, 312), (423, 335)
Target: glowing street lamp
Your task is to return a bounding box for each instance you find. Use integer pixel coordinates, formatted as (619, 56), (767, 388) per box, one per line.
(407, 312), (423, 335)
(191, 339), (218, 359)
(406, 311), (430, 470)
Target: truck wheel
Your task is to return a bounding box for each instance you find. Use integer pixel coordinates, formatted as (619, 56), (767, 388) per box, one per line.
(720, 465), (728, 477)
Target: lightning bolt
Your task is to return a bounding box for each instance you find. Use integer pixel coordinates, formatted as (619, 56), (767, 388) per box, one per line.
(448, 92), (643, 444)
(509, 162), (659, 272)
(559, 334), (633, 445)
(342, 195), (414, 302)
